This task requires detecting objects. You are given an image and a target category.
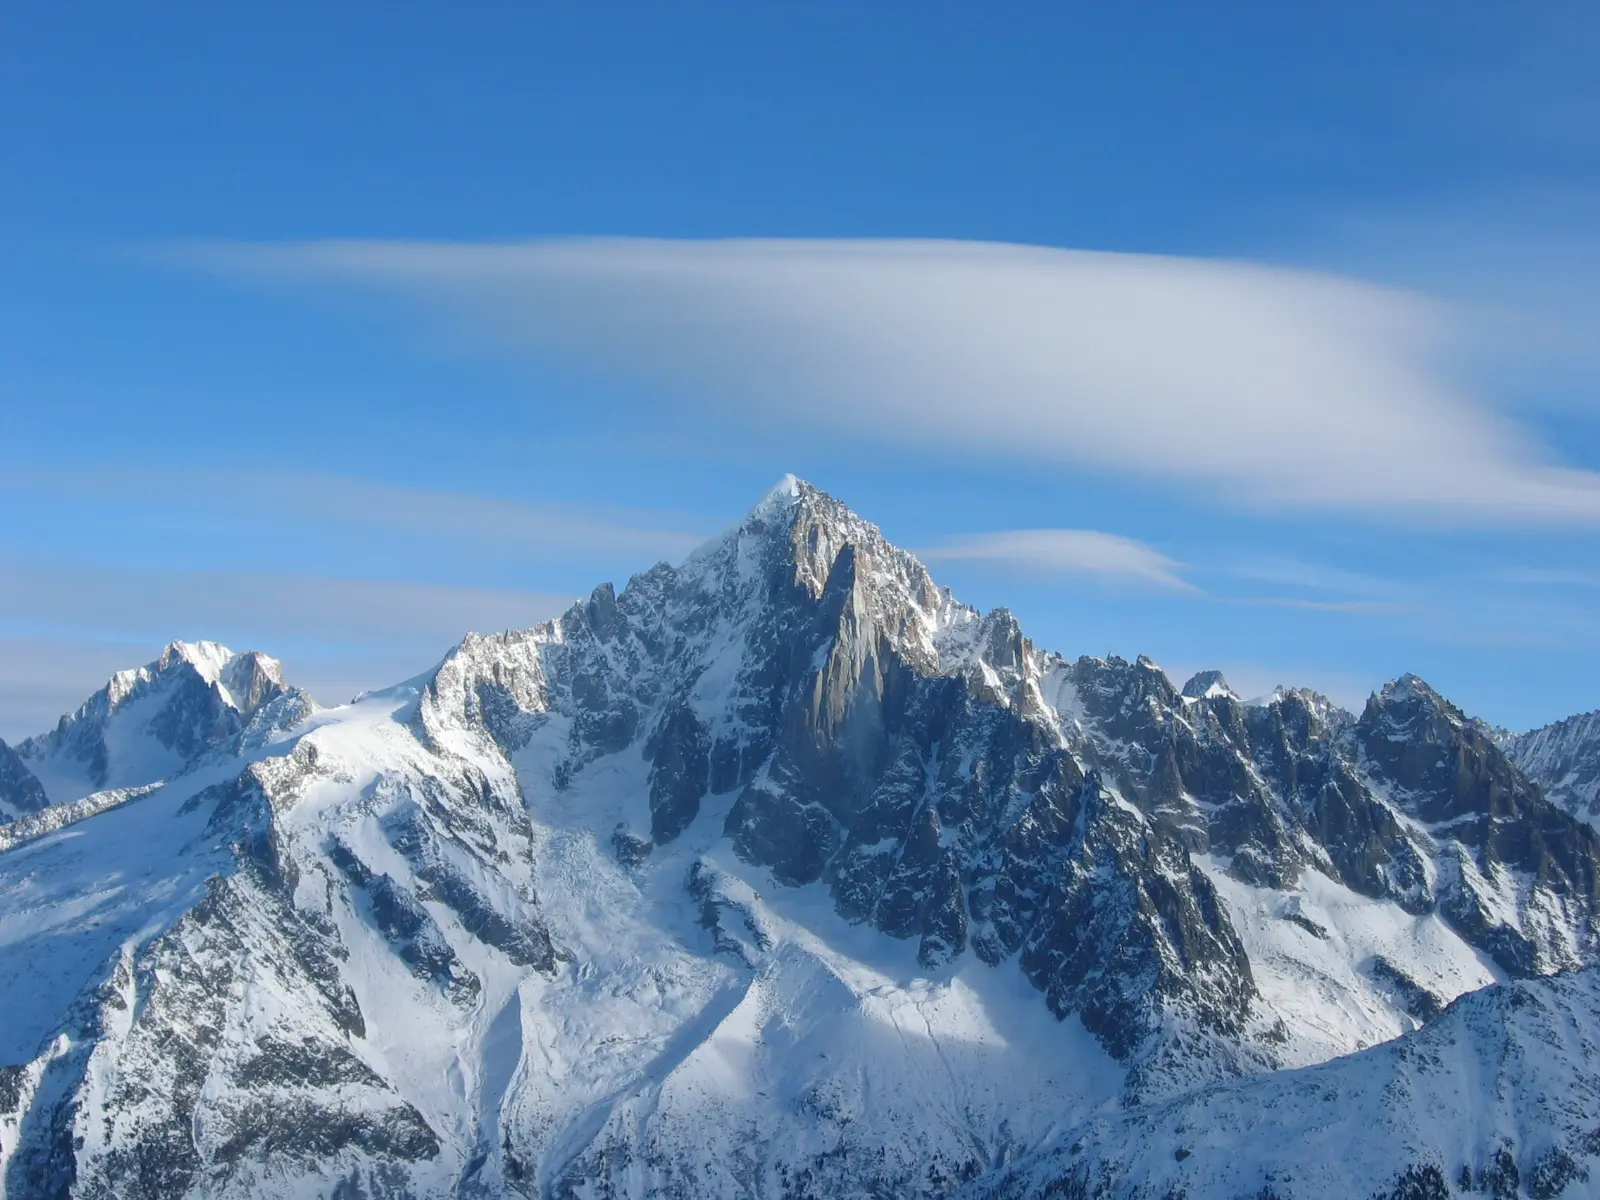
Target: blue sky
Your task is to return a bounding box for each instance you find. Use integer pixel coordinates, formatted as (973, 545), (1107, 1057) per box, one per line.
(2, 2), (1597, 738)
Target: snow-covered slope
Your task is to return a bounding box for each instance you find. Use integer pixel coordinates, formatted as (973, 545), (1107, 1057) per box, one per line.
(14, 641), (291, 804)
(1507, 709), (1600, 831)
(966, 966), (1600, 1200)
(0, 478), (1596, 1198)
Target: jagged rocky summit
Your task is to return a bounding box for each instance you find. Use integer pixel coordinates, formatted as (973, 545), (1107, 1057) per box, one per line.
(1179, 669), (1236, 701)
(0, 476), (1597, 1199)
(11, 640), (294, 806)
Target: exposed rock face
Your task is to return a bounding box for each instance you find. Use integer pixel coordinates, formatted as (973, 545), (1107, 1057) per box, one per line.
(1356, 678), (1600, 976)
(1, 477), (1598, 1198)
(0, 738), (47, 822)
(15, 641), (290, 804)
(1053, 661), (1600, 980)
(1506, 708), (1600, 831)
(1012, 774), (1259, 1089)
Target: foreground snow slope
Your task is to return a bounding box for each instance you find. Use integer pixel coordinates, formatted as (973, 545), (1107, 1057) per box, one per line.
(0, 478), (1596, 1198)
(966, 966), (1600, 1200)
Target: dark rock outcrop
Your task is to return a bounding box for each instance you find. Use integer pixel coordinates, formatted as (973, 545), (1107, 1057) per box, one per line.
(0, 737), (48, 820)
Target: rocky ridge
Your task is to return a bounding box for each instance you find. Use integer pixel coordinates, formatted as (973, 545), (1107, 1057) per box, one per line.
(1506, 709), (1600, 831)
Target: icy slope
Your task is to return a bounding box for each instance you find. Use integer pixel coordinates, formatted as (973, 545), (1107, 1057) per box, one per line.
(1507, 709), (1600, 830)
(965, 965), (1600, 1200)
(14, 641), (289, 804)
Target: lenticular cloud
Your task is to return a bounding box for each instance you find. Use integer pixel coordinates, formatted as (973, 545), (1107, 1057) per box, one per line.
(185, 237), (1600, 524)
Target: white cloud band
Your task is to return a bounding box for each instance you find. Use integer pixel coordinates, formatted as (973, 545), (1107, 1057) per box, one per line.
(920, 529), (1194, 591)
(178, 237), (1600, 524)
(0, 562), (573, 739)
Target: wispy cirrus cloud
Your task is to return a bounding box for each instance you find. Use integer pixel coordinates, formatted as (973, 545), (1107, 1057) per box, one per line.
(170, 237), (1600, 525)
(1200, 555), (1421, 615)
(920, 529), (1195, 592)
(0, 468), (715, 740)
(1, 466), (709, 563)
(1221, 557), (1405, 598)
(0, 560), (575, 740)
(1489, 566), (1600, 588)
(0, 559), (572, 647)
(1292, 186), (1600, 415)
(1235, 596), (1415, 615)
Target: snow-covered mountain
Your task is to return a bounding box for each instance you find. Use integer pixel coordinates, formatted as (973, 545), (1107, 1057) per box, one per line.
(1505, 709), (1600, 832)
(0, 477), (1597, 1198)
(13, 640), (291, 805)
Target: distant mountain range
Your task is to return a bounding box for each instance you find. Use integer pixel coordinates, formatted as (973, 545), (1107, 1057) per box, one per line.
(0, 477), (1597, 1198)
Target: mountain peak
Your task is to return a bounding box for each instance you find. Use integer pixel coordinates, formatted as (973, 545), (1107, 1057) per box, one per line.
(743, 475), (861, 530)
(1505, 706), (1600, 829)
(156, 638), (236, 676)
(1368, 674), (1460, 727)
(16, 641), (293, 804)
(751, 471), (804, 512)
(153, 640), (285, 690)
(1379, 672), (1440, 702)
(1181, 669), (1236, 700)
(677, 476), (933, 611)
